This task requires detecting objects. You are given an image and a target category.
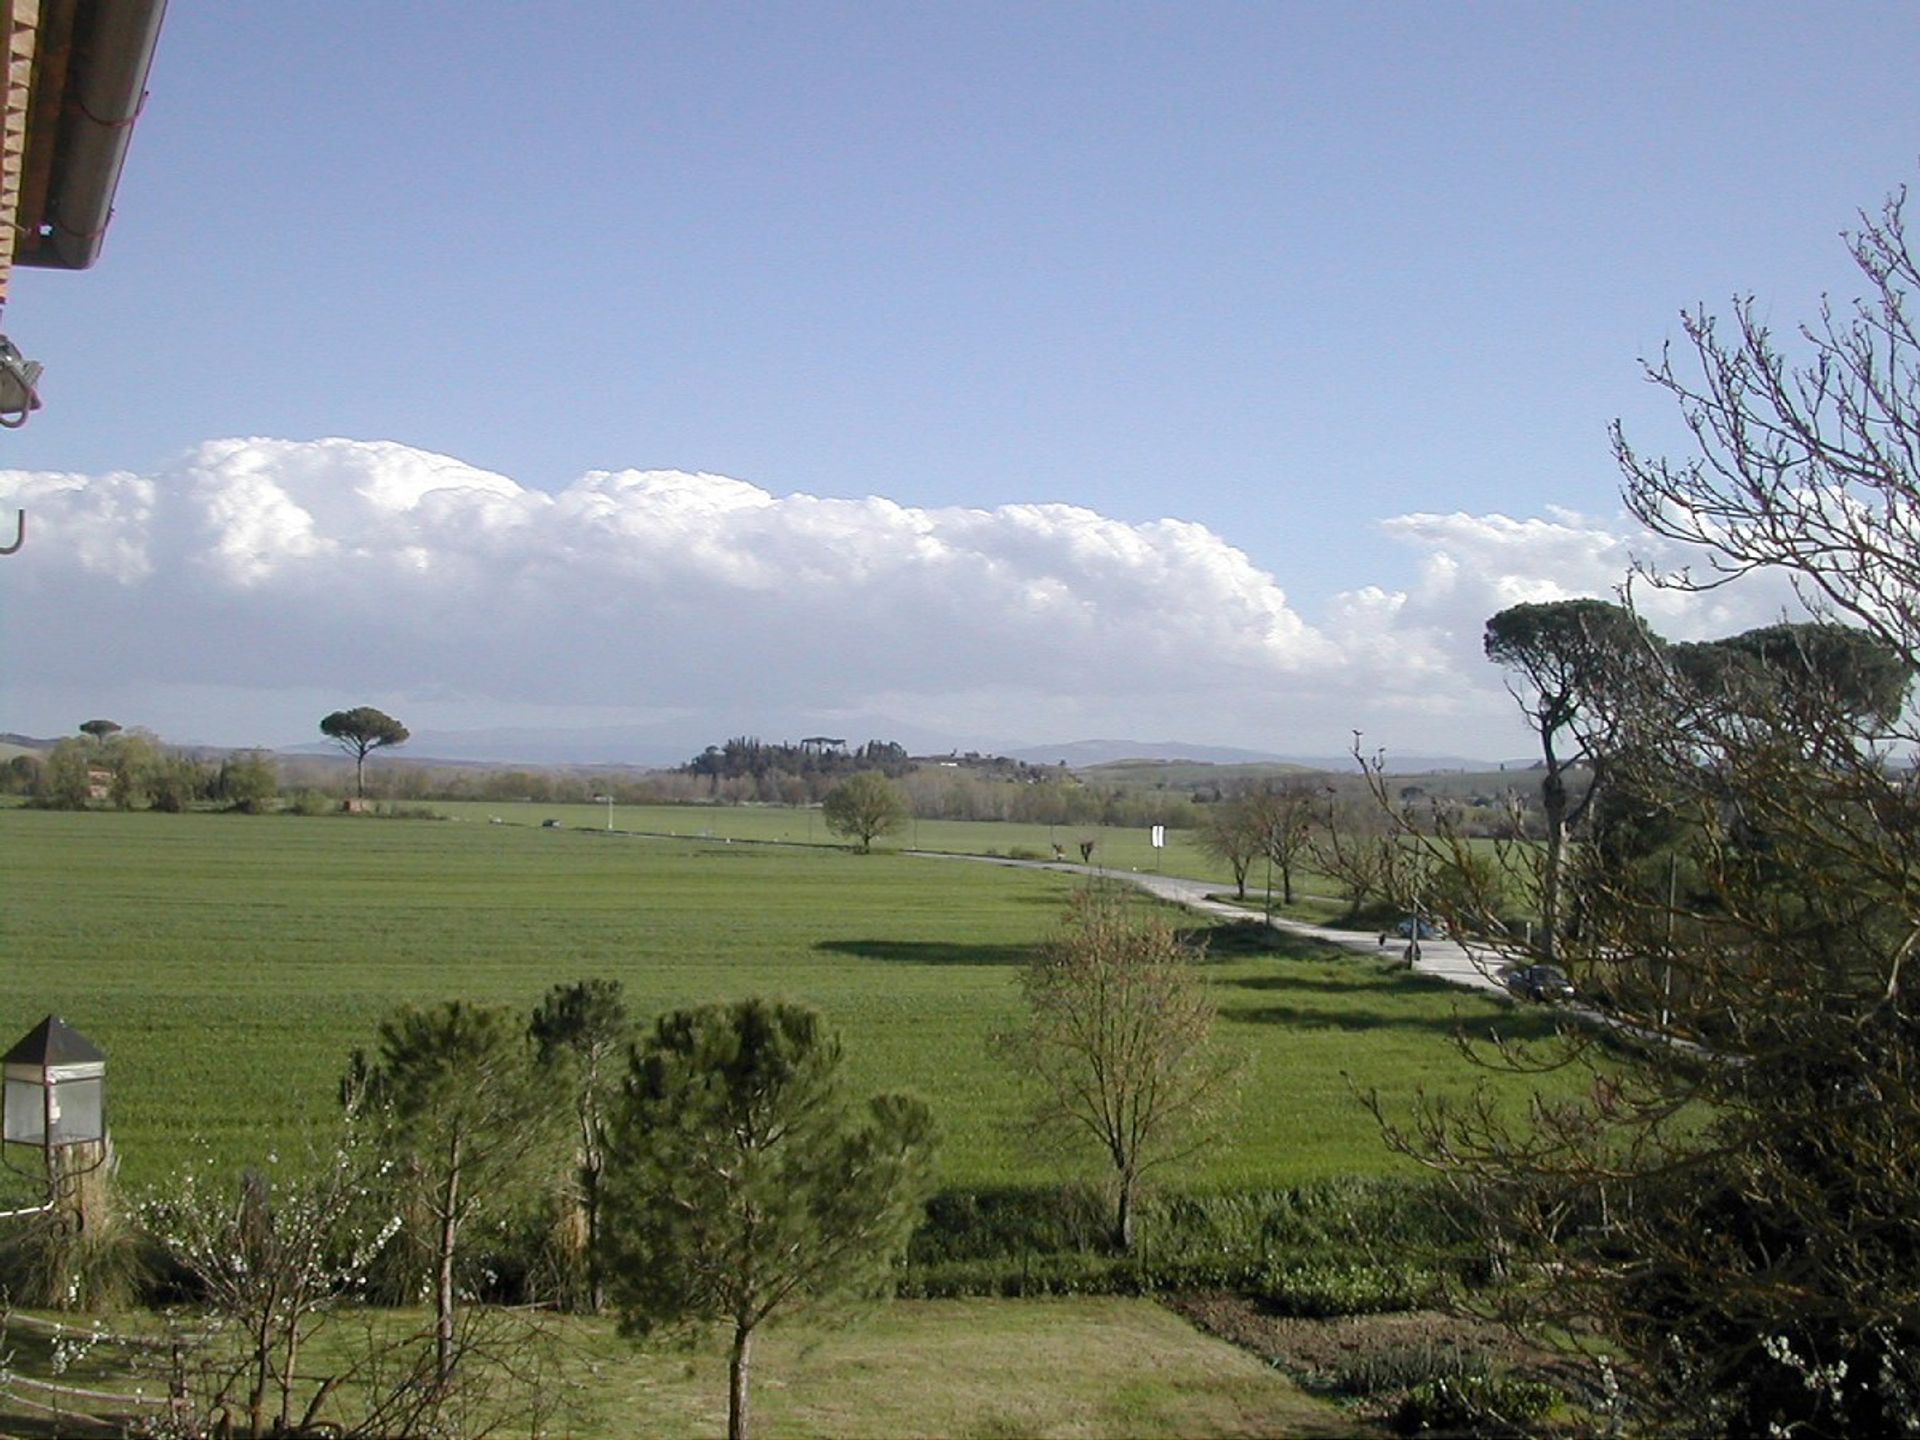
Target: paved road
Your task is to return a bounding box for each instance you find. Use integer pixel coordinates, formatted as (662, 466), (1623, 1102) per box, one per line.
(911, 853), (1513, 996)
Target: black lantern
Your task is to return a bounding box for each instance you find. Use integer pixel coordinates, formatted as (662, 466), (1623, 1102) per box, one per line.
(3, 1016), (105, 1153)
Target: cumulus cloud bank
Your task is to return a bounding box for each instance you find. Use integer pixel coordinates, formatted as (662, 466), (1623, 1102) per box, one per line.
(0, 438), (1798, 754)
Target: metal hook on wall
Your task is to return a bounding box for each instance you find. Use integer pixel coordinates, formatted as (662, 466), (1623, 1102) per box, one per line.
(0, 510), (22, 555)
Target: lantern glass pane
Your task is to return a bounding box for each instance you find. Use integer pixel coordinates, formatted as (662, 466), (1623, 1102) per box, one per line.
(48, 1077), (101, 1146)
(4, 1077), (44, 1145)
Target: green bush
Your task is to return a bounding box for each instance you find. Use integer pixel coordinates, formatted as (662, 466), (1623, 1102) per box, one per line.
(899, 1254), (1125, 1299)
(902, 1179), (1468, 1303)
(370, 801), (445, 820)
(1325, 1339), (1495, 1398)
(911, 1177), (1454, 1264)
(1256, 1257), (1443, 1318)
(1253, 1175), (1461, 1252)
(1392, 1373), (1557, 1437)
(909, 1185), (1112, 1266)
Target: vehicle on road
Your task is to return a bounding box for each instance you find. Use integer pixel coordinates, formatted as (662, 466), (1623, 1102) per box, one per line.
(1503, 964), (1575, 1002)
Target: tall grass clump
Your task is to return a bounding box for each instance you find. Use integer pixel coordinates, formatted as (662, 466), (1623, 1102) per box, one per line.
(0, 1143), (144, 1312)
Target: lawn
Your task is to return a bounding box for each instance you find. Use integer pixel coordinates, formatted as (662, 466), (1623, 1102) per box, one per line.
(0, 808), (1572, 1196)
(0, 1297), (1370, 1439)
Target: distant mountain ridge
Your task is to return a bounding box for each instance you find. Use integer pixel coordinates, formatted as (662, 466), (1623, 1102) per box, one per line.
(1005, 737), (1504, 773)
(1005, 739), (1292, 767)
(1, 733), (61, 750)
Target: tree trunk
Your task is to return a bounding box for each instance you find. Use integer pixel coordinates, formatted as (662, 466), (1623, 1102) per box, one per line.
(729, 1321), (753, 1440)
(1540, 768), (1567, 963)
(435, 1139), (462, 1386)
(584, 1168), (604, 1315)
(1114, 1172), (1136, 1253)
(278, 1320), (302, 1434)
(248, 1304), (273, 1438)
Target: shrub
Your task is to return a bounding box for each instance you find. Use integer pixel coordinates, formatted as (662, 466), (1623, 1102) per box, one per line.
(1325, 1339), (1496, 1399)
(1253, 1175), (1460, 1252)
(1392, 1373), (1558, 1437)
(901, 1179), (1471, 1302)
(370, 801), (445, 820)
(899, 1254), (1123, 1299)
(1256, 1257), (1444, 1318)
(909, 1185), (1111, 1266)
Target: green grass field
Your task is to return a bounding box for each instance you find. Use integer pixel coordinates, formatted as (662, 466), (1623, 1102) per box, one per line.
(0, 807), (1570, 1196)
(0, 1297), (1363, 1439)
(435, 795), (1237, 879)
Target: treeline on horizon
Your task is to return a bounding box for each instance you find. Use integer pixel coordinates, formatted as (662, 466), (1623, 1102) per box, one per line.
(0, 727), (1212, 830)
(2, 723), (1552, 837)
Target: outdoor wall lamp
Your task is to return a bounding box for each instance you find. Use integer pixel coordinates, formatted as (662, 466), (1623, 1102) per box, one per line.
(0, 1016), (106, 1218)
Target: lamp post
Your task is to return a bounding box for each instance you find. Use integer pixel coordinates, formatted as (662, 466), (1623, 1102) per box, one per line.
(593, 793), (614, 831)
(1, 1016), (107, 1220)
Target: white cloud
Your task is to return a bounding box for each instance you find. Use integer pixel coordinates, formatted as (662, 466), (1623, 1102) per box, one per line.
(0, 438), (1807, 755)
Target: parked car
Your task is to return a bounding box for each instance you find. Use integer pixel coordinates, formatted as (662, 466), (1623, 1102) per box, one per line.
(1394, 915), (1439, 940)
(1503, 964), (1575, 1002)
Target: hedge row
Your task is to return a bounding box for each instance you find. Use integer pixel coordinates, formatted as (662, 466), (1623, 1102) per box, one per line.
(899, 1175), (1469, 1311)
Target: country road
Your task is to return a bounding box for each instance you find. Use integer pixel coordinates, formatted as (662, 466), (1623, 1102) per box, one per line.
(910, 852), (1513, 996)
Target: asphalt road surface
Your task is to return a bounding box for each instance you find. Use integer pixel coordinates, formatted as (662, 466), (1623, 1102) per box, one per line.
(913, 853), (1512, 996)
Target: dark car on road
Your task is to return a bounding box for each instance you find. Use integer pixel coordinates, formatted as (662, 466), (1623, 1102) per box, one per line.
(1503, 964), (1575, 1002)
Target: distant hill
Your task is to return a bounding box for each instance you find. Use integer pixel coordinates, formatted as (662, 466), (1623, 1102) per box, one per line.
(1073, 758), (1314, 792)
(1009, 738), (1504, 774)
(1008, 739), (1298, 767)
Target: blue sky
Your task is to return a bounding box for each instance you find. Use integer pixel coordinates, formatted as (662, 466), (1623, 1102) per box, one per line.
(1, 3), (1915, 760)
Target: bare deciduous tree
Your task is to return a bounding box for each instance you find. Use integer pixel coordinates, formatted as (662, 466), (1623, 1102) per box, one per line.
(1193, 795), (1264, 898)
(141, 1136), (393, 1438)
(1614, 184), (1920, 663)
(1373, 181), (1920, 1438)
(996, 888), (1237, 1252)
(1249, 779), (1318, 907)
(1306, 789), (1399, 923)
